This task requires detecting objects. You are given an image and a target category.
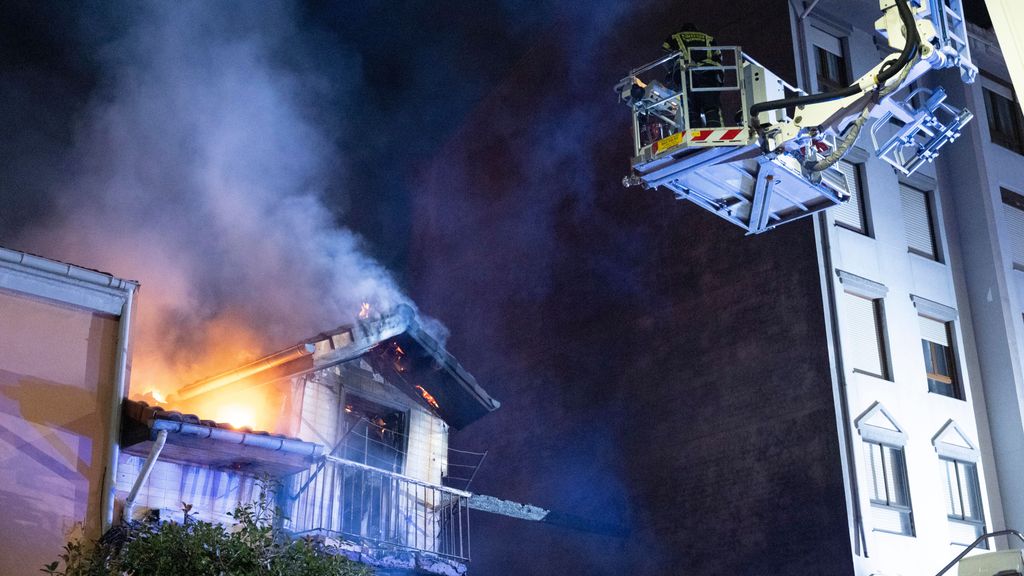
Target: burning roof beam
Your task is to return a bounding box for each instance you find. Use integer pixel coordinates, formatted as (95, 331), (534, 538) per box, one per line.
(170, 342), (315, 401)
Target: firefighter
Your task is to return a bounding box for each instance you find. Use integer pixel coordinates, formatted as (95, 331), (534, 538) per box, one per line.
(663, 23), (723, 127)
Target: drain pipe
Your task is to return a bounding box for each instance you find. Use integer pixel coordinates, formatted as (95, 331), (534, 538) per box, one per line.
(101, 284), (137, 532)
(122, 429), (168, 522)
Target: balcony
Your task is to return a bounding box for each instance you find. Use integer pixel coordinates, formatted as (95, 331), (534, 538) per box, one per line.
(283, 456), (472, 565)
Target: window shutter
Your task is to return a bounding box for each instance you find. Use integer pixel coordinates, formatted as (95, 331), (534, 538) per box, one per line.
(901, 185), (936, 258)
(919, 315), (949, 346)
(833, 160), (864, 232)
(943, 459), (962, 516)
(1003, 203), (1024, 266)
(845, 293), (885, 377)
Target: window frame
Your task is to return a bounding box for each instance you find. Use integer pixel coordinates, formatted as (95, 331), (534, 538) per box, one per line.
(982, 80), (1024, 155)
(863, 440), (916, 536)
(837, 271), (891, 381)
(339, 393), (410, 474)
(900, 184), (942, 262)
(833, 159), (871, 236)
(912, 296), (963, 400)
(920, 320), (961, 399)
(1001, 187), (1024, 270)
(940, 457), (987, 547)
(815, 45), (851, 93)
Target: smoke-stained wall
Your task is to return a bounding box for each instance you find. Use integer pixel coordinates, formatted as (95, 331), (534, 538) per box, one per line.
(410, 1), (854, 573)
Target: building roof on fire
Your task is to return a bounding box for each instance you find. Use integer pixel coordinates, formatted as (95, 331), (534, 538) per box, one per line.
(170, 305), (501, 432)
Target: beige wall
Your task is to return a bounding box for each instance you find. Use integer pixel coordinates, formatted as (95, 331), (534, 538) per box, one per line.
(0, 288), (119, 576)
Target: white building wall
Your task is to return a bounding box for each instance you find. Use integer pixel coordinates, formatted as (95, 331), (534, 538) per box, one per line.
(796, 3), (1019, 574)
(115, 455), (266, 525)
(940, 23), (1024, 546)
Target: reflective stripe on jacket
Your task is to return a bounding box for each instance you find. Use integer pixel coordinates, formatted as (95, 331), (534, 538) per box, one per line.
(662, 31), (720, 67)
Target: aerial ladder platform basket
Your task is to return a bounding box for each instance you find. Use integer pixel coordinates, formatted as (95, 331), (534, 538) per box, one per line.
(616, 0), (977, 235)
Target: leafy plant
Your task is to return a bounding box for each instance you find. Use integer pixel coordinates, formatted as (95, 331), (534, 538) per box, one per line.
(42, 485), (370, 576)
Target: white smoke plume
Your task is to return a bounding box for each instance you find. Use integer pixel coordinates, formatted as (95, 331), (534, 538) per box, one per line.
(16, 0), (415, 395)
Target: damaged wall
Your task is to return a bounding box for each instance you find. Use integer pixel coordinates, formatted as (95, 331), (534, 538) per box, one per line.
(409, 0), (854, 574)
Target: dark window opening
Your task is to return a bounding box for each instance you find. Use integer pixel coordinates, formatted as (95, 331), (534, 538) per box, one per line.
(985, 88), (1024, 154)
(816, 46), (850, 93)
(920, 316), (961, 399)
(339, 395), (408, 474)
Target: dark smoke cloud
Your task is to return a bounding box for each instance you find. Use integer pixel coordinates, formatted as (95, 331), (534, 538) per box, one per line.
(12, 0), (413, 389)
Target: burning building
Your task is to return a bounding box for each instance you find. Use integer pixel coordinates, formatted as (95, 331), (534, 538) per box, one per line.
(0, 246), (503, 575)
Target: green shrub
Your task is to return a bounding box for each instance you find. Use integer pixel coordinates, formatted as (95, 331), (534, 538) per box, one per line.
(42, 495), (371, 576)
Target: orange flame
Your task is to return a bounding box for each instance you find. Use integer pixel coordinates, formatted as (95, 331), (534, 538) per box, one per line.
(358, 302), (371, 319)
(415, 385), (440, 410)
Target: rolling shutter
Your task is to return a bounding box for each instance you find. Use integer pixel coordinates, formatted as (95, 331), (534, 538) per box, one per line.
(845, 292), (886, 378)
(900, 184), (937, 258)
(919, 315), (949, 346)
(833, 160), (865, 232)
(1003, 202), (1024, 266)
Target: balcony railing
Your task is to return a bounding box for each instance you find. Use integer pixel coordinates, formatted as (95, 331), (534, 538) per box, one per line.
(282, 456), (471, 562)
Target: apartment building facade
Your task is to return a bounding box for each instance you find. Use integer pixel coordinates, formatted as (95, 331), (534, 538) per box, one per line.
(798, 2), (1024, 573)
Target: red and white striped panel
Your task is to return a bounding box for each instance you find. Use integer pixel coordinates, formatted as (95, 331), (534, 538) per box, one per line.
(685, 127), (748, 146)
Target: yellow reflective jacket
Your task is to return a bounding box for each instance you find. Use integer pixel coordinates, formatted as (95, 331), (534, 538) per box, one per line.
(662, 30), (721, 67)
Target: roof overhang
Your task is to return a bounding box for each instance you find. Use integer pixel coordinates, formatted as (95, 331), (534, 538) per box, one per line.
(121, 400), (323, 476)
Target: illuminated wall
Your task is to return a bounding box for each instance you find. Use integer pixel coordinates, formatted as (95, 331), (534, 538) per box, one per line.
(0, 288), (119, 576)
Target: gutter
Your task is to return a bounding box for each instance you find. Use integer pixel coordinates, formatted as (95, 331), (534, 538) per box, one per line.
(0, 247), (136, 291)
(150, 418), (323, 458)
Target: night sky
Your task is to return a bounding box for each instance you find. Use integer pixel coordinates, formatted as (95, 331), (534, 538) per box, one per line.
(0, 0), (570, 276)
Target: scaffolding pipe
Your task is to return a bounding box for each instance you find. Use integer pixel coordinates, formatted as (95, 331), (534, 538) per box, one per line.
(171, 342), (316, 401)
(122, 429), (168, 522)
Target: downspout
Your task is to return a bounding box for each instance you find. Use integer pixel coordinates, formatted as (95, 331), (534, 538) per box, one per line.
(122, 429), (167, 522)
(101, 284), (137, 532)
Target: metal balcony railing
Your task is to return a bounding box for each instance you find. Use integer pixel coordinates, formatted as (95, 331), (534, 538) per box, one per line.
(283, 456), (472, 562)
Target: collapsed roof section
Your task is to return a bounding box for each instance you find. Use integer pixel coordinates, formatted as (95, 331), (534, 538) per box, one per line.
(172, 305), (500, 431)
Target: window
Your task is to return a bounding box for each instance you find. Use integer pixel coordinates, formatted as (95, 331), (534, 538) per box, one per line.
(900, 184), (939, 260)
(845, 292), (889, 379)
(833, 160), (868, 234)
(934, 421), (986, 548)
(339, 395), (408, 473)
(816, 45), (850, 93)
(919, 315), (960, 398)
(864, 441), (915, 535)
(941, 459), (987, 547)
(984, 87), (1024, 154)
(1002, 188), (1024, 269)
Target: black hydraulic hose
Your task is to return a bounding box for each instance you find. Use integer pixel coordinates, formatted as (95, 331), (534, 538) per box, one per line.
(875, 0), (920, 86)
(749, 0), (920, 125)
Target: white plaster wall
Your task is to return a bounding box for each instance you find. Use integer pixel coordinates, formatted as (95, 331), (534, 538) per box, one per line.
(808, 6), (1006, 574)
(115, 455), (266, 525)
